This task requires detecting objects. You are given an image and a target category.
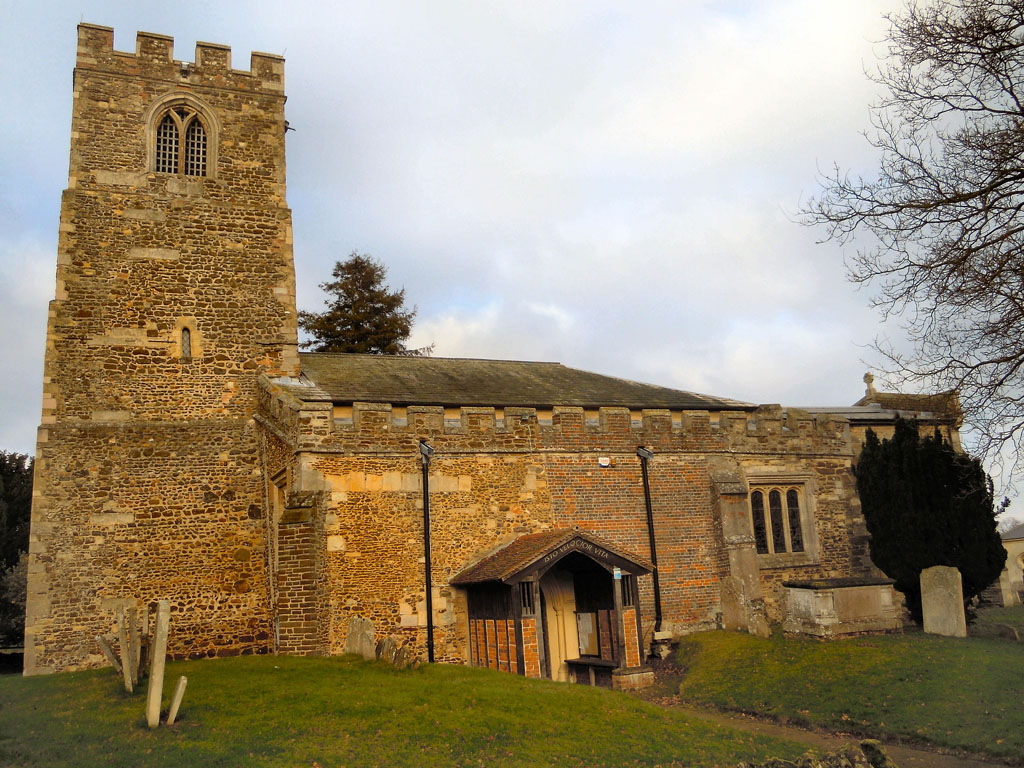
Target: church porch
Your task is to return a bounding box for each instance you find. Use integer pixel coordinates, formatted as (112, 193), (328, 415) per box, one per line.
(451, 529), (653, 689)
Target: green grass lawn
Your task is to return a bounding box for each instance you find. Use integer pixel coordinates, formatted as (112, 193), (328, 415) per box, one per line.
(675, 629), (1024, 761)
(973, 604), (1024, 634)
(0, 654), (806, 768)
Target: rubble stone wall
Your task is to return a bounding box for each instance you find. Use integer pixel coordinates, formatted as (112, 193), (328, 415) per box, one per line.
(257, 387), (874, 663)
(25, 24), (298, 673)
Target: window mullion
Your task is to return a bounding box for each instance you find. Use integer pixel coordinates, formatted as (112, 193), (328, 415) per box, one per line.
(174, 112), (189, 176)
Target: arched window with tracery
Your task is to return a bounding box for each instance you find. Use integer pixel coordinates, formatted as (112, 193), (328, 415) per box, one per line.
(749, 484), (810, 558)
(153, 106), (208, 177)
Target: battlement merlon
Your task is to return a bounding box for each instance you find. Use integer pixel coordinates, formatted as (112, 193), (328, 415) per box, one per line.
(76, 23), (284, 93)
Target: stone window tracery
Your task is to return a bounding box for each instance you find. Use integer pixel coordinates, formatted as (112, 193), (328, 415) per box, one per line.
(153, 106), (207, 176)
(146, 94), (218, 179)
(750, 485), (806, 556)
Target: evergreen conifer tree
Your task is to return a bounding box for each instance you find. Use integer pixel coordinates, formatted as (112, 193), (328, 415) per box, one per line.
(298, 253), (430, 355)
(0, 451), (32, 646)
(856, 419), (1006, 622)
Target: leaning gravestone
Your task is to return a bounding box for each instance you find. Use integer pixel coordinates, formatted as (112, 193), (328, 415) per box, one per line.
(393, 644), (411, 670)
(343, 616), (377, 659)
(376, 635), (399, 664)
(920, 565), (967, 637)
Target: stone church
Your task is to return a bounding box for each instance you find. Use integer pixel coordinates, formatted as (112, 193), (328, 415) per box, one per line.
(25, 25), (961, 685)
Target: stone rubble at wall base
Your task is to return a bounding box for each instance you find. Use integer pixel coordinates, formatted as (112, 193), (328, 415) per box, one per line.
(737, 740), (898, 768)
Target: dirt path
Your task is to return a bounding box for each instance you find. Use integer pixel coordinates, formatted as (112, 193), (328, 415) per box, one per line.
(670, 704), (1000, 768)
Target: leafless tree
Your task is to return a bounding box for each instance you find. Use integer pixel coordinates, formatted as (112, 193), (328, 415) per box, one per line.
(804, 0), (1024, 477)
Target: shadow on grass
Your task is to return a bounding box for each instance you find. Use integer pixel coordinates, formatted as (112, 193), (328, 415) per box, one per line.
(672, 629), (1024, 764)
(0, 653), (809, 768)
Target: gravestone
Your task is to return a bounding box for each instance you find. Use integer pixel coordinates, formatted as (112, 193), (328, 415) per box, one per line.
(920, 565), (967, 637)
(376, 635), (399, 664)
(393, 645), (410, 670)
(343, 617), (376, 659)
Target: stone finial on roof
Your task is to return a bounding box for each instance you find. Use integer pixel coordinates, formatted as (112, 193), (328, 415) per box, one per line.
(864, 372), (876, 399)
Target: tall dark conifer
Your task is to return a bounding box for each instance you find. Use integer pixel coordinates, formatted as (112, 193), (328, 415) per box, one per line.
(0, 451), (32, 646)
(856, 419), (1005, 622)
(298, 253), (430, 355)
(0, 452), (32, 571)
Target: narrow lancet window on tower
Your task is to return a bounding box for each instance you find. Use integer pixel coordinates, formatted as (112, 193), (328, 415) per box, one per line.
(181, 327), (192, 360)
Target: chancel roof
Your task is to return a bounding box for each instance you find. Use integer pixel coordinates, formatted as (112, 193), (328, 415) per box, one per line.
(1002, 522), (1024, 541)
(450, 528), (654, 585)
(851, 389), (962, 424)
(298, 353), (752, 411)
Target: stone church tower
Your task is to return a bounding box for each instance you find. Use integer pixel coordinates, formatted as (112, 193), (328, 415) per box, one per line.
(24, 24), (299, 673)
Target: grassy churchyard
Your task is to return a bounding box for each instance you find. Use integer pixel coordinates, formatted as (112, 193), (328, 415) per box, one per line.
(674, 614), (1024, 762)
(0, 653), (804, 768)
(2, 608), (1022, 767)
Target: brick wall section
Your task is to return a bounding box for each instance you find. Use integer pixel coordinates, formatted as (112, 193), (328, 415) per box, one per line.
(521, 619), (541, 678)
(25, 25), (299, 673)
(467, 619), (520, 673)
(276, 517), (319, 653)
(505, 622), (516, 671)
(308, 449), (554, 664)
(496, 620), (509, 671)
(258, 388), (872, 666)
(470, 619), (481, 665)
(544, 454), (722, 635)
(485, 620), (498, 666)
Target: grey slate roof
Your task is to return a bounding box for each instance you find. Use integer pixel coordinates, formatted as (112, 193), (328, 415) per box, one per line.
(298, 353), (753, 410)
(798, 405), (955, 424)
(852, 389), (961, 416)
(1002, 522), (1024, 541)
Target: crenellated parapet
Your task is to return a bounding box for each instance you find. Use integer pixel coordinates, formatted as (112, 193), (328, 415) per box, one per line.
(257, 375), (332, 450)
(76, 23), (284, 93)
(259, 384), (855, 458)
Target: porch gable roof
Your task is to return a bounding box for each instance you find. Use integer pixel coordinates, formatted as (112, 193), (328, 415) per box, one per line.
(450, 528), (654, 586)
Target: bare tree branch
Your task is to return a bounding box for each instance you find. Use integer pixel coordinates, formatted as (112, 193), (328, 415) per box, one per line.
(803, 0), (1024, 481)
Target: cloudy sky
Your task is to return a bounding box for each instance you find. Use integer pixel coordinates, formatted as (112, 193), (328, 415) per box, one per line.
(1, 2), (919, 460)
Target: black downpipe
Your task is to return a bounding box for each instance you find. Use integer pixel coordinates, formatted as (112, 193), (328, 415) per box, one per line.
(420, 439), (435, 663)
(637, 446), (662, 633)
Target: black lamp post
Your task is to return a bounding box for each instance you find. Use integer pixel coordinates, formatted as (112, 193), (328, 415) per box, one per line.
(419, 439), (435, 662)
(636, 445), (662, 633)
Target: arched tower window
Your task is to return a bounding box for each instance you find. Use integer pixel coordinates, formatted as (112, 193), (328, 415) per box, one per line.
(184, 119), (207, 176)
(181, 327), (192, 360)
(148, 99), (215, 178)
(155, 114), (179, 173)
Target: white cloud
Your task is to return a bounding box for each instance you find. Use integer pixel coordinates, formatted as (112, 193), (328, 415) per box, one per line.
(1, 0), (931, 470)
(0, 234), (52, 453)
